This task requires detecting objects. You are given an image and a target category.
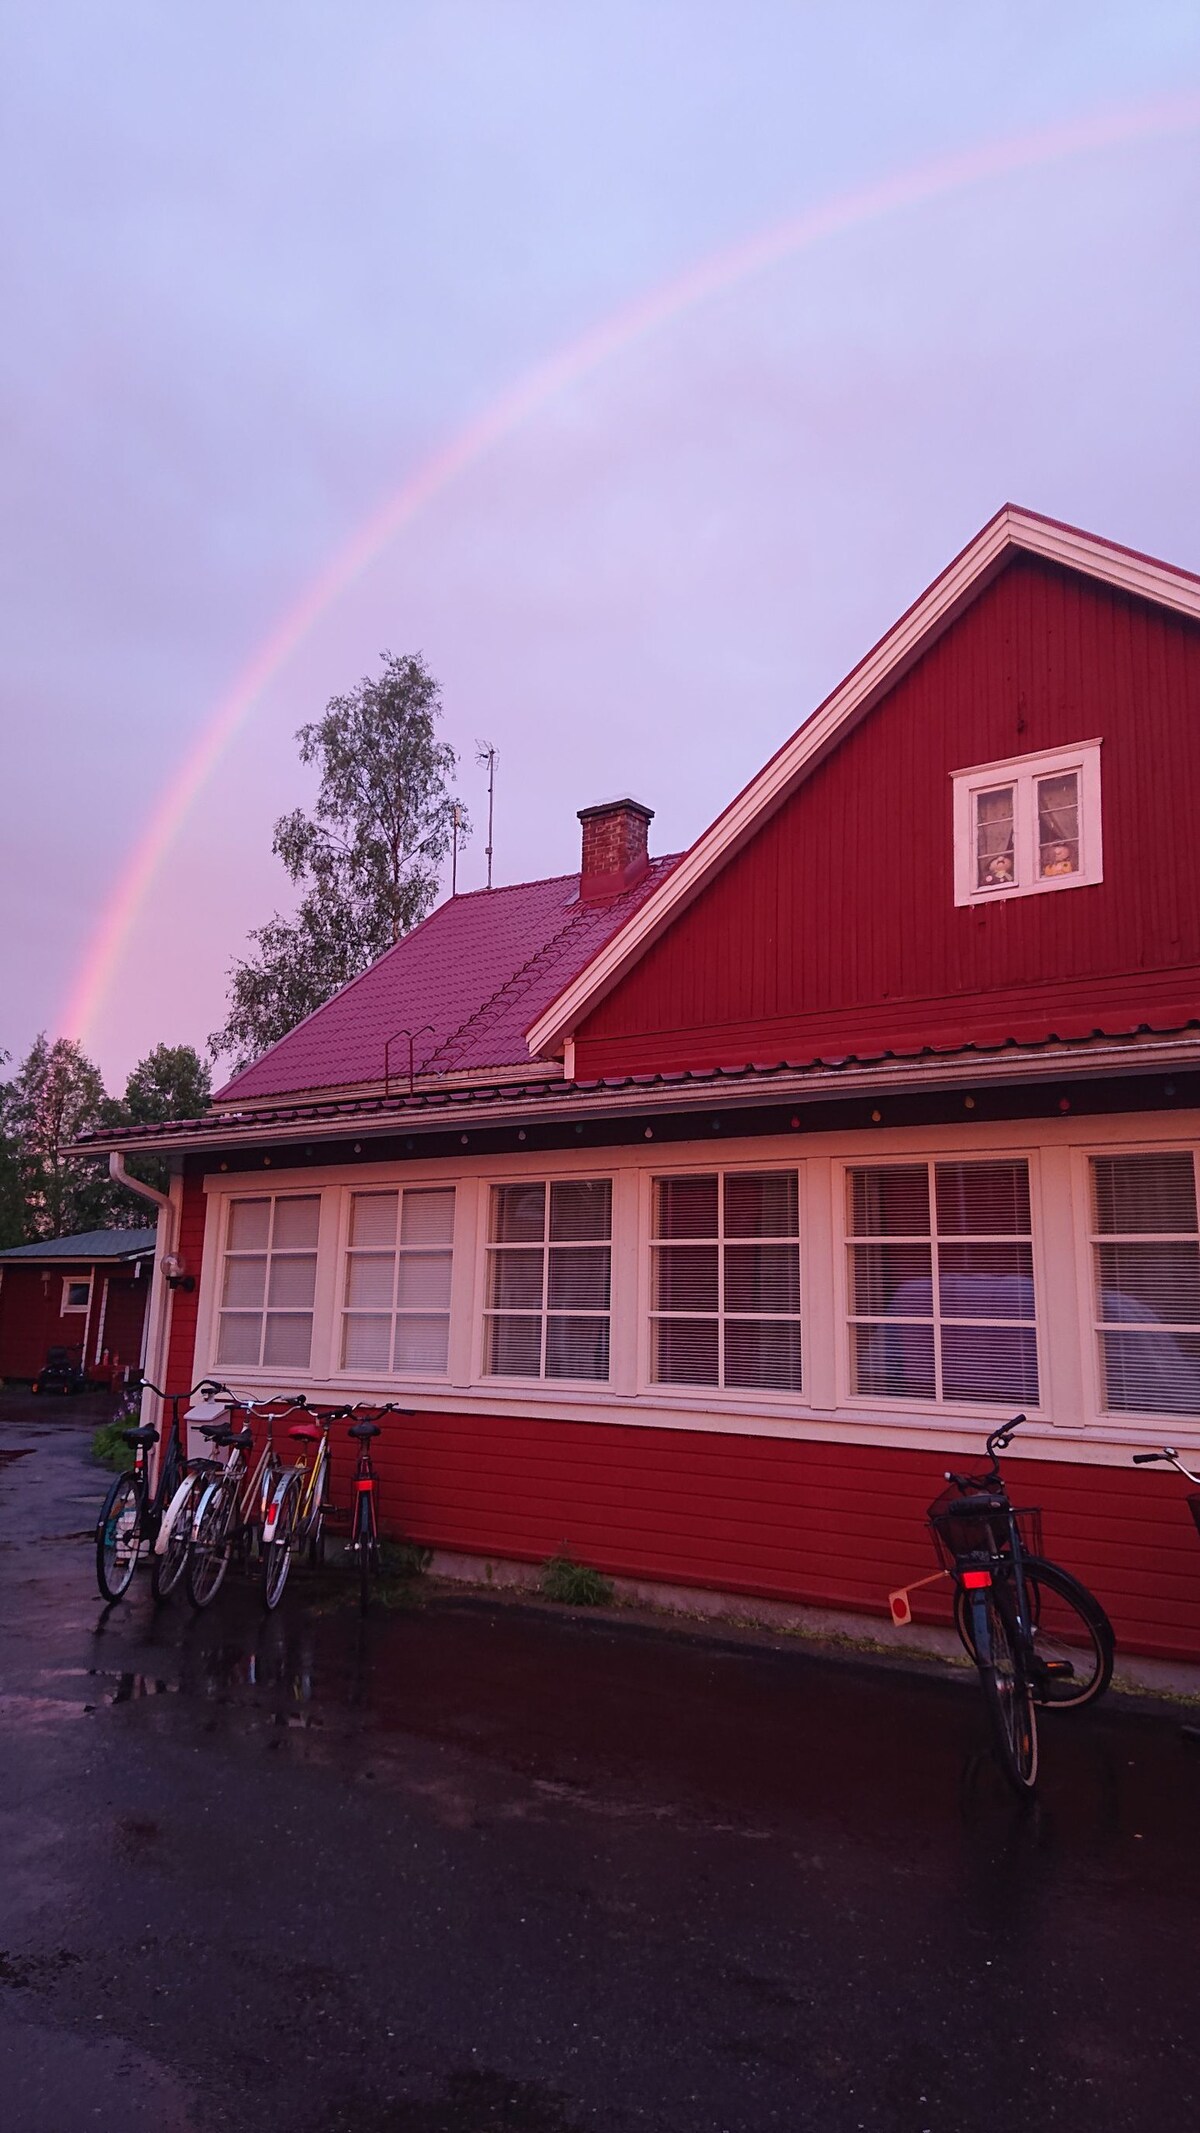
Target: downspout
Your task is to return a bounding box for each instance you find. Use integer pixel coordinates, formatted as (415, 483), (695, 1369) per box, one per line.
(109, 1152), (173, 1228)
(109, 1153), (176, 1431)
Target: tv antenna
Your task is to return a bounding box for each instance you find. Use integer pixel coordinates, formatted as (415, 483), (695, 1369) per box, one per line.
(449, 801), (465, 897)
(475, 741), (497, 889)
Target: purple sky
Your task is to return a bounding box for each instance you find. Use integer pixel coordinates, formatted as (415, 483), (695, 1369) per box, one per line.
(3, 3), (1200, 1090)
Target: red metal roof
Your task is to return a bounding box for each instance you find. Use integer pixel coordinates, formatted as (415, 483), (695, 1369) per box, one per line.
(86, 1023), (1200, 1154)
(216, 857), (680, 1104)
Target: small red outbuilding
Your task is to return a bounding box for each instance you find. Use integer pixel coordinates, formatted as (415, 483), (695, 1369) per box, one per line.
(0, 1228), (157, 1386)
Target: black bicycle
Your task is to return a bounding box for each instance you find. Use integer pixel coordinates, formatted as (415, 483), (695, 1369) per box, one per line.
(95, 1379), (218, 1603)
(928, 1415), (1115, 1793)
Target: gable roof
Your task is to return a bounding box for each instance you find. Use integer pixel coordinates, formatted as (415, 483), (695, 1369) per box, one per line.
(217, 856), (680, 1105)
(526, 504), (1200, 1058)
(0, 1228), (158, 1265)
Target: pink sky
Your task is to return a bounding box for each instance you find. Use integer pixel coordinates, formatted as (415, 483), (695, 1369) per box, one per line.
(3, 4), (1200, 1088)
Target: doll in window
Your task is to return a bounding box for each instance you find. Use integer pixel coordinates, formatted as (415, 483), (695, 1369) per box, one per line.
(1040, 840), (1078, 878)
(982, 851), (1015, 888)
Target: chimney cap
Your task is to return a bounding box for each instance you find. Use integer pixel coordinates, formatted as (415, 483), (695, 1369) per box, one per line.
(576, 796), (654, 825)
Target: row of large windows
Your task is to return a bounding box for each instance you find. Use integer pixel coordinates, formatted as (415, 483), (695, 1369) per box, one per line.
(210, 1150), (1200, 1418)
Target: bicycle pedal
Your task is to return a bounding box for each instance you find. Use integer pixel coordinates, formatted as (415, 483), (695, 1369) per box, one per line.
(1041, 1660), (1076, 1679)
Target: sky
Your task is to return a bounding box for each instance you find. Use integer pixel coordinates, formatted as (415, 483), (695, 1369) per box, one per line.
(2, 1), (1199, 1090)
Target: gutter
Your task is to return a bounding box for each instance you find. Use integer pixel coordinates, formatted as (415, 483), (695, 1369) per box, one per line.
(76, 1031), (1200, 1159)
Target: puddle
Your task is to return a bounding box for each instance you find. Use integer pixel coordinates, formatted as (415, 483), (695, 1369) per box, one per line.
(0, 1449), (33, 1469)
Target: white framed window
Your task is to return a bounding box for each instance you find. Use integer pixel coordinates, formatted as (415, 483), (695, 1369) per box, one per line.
(649, 1169), (802, 1391)
(483, 1178), (612, 1381)
(846, 1159), (1039, 1407)
(341, 1186), (455, 1375)
(61, 1276), (91, 1314)
(1089, 1151), (1200, 1417)
(952, 740), (1102, 906)
(216, 1194), (321, 1371)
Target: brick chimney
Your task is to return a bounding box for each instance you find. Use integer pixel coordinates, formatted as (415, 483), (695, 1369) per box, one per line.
(577, 798), (654, 904)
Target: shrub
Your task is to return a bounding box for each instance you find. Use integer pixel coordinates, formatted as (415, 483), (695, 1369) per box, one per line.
(92, 1420), (136, 1472)
(378, 1539), (433, 1581)
(541, 1552), (614, 1607)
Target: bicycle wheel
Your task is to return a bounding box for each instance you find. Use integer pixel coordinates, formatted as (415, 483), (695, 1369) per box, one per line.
(96, 1471), (145, 1601)
(974, 1586), (1039, 1795)
(186, 1481), (236, 1610)
(262, 1479), (299, 1612)
(151, 1470), (202, 1601)
(955, 1557), (1114, 1711)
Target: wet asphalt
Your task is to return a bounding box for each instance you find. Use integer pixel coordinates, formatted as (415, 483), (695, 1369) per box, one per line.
(0, 1395), (1197, 2133)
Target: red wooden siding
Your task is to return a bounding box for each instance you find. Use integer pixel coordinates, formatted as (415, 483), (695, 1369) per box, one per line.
(574, 556), (1200, 1078)
(295, 1408), (1200, 1664)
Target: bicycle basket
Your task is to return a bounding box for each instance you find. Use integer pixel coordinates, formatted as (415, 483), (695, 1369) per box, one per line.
(926, 1486), (1043, 1572)
(1188, 1492), (1200, 1542)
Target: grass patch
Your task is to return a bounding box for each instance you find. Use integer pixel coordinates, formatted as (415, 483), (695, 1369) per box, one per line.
(379, 1539), (433, 1581)
(541, 1552), (615, 1608)
(91, 1420), (136, 1472)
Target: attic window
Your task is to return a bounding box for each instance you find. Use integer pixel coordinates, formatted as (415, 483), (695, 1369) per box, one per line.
(952, 741), (1102, 906)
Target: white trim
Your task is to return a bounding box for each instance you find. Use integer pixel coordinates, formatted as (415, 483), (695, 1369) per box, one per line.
(951, 739), (1103, 906)
(93, 1276), (111, 1366)
(527, 506), (1200, 1055)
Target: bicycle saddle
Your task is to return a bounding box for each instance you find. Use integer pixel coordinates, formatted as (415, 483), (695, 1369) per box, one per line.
(121, 1425), (159, 1448)
(348, 1419), (381, 1440)
(200, 1423), (253, 1451)
(288, 1421), (324, 1441)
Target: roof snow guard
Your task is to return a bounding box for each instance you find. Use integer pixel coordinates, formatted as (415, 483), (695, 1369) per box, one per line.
(526, 506), (1200, 1058)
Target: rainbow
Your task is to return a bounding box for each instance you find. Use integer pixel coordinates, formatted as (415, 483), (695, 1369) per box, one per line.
(64, 87), (1200, 1052)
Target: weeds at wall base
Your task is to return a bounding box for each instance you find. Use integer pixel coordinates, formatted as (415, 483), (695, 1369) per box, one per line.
(541, 1553), (615, 1607)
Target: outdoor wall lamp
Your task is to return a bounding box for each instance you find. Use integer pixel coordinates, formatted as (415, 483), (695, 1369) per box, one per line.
(162, 1254), (195, 1293)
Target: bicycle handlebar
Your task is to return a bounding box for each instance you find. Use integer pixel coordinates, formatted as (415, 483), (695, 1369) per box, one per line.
(1133, 1446), (1200, 1483)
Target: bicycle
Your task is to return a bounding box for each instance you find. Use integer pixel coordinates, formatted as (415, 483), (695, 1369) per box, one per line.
(1131, 1443), (1200, 1741)
(348, 1407), (403, 1614)
(178, 1388), (309, 1610)
(928, 1414), (1115, 1794)
(95, 1378), (219, 1603)
(259, 1401), (405, 1612)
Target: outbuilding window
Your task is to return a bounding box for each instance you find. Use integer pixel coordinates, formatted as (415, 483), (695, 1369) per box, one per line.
(61, 1276), (91, 1314)
(649, 1169), (802, 1391)
(846, 1159), (1039, 1407)
(216, 1194), (320, 1371)
(1090, 1151), (1200, 1416)
(952, 741), (1102, 906)
(483, 1179), (612, 1381)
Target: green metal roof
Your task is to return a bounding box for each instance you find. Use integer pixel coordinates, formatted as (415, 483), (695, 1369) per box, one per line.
(0, 1227), (158, 1265)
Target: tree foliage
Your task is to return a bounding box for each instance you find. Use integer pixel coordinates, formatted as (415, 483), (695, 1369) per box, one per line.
(0, 1038), (211, 1241)
(8, 1035), (113, 1238)
(0, 1056), (23, 1250)
(117, 1042), (212, 1199)
(210, 651), (465, 1072)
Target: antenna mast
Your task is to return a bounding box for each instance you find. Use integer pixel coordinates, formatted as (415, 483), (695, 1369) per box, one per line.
(475, 741), (497, 890)
(450, 802), (464, 897)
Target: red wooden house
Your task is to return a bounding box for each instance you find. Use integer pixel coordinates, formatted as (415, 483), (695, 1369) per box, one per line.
(86, 507), (1200, 1662)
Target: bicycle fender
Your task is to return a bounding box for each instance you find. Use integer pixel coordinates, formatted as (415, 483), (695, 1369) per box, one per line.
(262, 1471), (300, 1543)
(967, 1588), (994, 1668)
(155, 1473), (198, 1555)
